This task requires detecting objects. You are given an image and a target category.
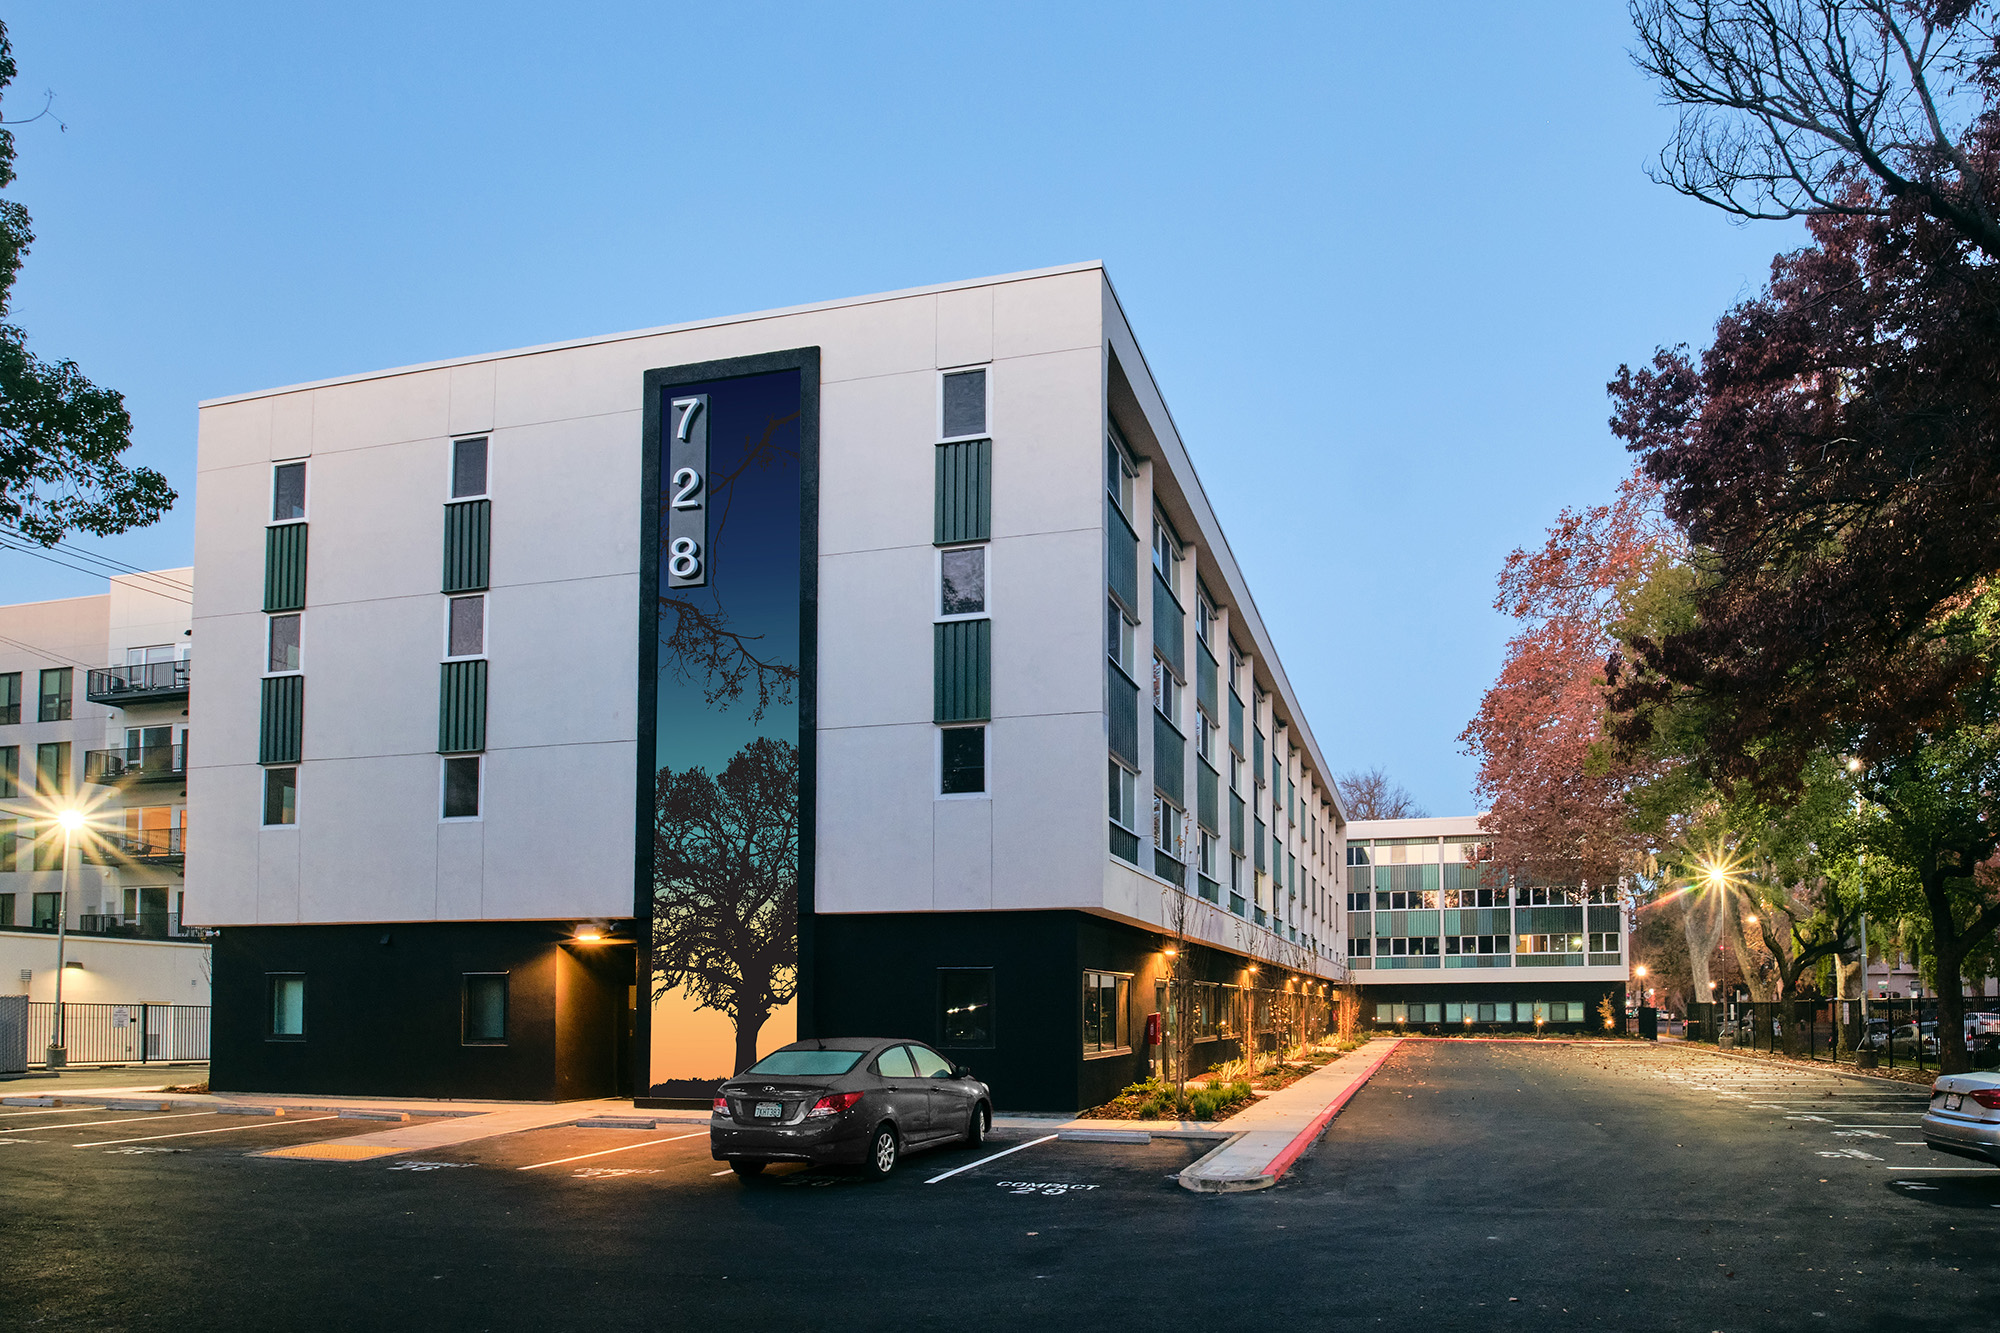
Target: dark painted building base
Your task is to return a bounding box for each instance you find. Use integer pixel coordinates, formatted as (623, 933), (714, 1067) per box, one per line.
(810, 908), (1315, 1113)
(1360, 980), (1627, 1035)
(212, 921), (634, 1101)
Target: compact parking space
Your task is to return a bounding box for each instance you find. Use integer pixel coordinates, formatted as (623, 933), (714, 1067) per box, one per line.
(0, 1106), (451, 1157)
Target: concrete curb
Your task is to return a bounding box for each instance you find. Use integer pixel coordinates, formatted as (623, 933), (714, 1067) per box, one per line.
(1178, 1039), (1404, 1194)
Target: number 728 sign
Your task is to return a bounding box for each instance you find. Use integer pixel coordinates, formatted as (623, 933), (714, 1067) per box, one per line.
(667, 394), (708, 588)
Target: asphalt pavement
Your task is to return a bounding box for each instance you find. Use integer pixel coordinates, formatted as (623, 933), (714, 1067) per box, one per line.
(1, 1042), (1992, 1331)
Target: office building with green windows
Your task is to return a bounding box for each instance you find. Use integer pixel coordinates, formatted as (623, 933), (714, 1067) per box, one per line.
(1345, 816), (1629, 1032)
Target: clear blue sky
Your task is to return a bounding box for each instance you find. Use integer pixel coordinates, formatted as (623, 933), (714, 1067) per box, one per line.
(2, 2), (1799, 813)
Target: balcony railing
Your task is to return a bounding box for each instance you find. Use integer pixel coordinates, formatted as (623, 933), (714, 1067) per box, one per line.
(82, 826), (186, 866)
(72, 913), (210, 941)
(84, 744), (187, 785)
(85, 659), (190, 706)
(6, 913), (210, 941)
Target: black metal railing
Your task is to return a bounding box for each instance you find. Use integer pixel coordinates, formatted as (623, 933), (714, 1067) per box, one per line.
(81, 826), (186, 866)
(75, 912), (207, 940)
(84, 744), (187, 785)
(29, 1002), (209, 1064)
(85, 659), (190, 705)
(1685, 996), (2000, 1072)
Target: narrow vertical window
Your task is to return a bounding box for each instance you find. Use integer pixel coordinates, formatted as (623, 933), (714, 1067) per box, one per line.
(940, 726), (985, 796)
(35, 742), (69, 796)
(941, 368), (987, 439)
(272, 463), (307, 521)
(0, 744), (16, 799)
(269, 975), (305, 1038)
(267, 615), (302, 673)
(939, 546), (986, 618)
(263, 767), (298, 826)
(448, 596), (486, 657)
(463, 973), (508, 1044)
(37, 668), (71, 722)
(0, 671), (19, 724)
(452, 437), (489, 499)
(443, 755), (482, 818)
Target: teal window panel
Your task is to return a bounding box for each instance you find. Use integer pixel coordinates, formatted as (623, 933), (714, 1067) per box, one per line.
(443, 500), (491, 593)
(934, 619), (991, 722)
(263, 524), (308, 612)
(1587, 905), (1621, 931)
(1107, 662), (1139, 768)
(1253, 816), (1266, 871)
(1153, 711), (1184, 806)
(1196, 642), (1219, 719)
(1197, 757), (1219, 832)
(1588, 953), (1623, 966)
(1229, 792), (1245, 856)
(438, 659), (488, 753)
(1152, 572), (1184, 677)
(1228, 689), (1243, 754)
(1517, 905), (1585, 934)
(259, 675), (304, 765)
(1106, 497), (1139, 614)
(1110, 824), (1140, 864)
(935, 439), (992, 544)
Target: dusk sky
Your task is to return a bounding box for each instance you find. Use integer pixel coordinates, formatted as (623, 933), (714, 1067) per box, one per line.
(1, 3), (1803, 813)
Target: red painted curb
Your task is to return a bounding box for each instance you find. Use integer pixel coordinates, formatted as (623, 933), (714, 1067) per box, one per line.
(1258, 1039), (1403, 1182)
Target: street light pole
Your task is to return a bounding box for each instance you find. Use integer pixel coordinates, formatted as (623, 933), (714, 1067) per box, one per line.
(47, 811), (79, 1068)
(1849, 763), (1870, 1050)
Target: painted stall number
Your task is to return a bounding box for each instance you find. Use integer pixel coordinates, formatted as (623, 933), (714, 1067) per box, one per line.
(997, 1181), (1099, 1196)
(666, 395), (709, 589)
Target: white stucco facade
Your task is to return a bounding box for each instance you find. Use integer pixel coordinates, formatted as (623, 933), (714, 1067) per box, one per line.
(186, 263), (1348, 977)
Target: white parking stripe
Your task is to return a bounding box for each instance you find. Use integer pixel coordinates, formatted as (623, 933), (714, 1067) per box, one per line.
(924, 1134), (1059, 1184)
(6, 1112), (215, 1134)
(517, 1133), (704, 1171)
(77, 1116), (339, 1147)
(0, 1107), (110, 1119)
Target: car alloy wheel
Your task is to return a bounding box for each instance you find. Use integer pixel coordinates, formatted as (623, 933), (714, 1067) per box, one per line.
(866, 1125), (898, 1178)
(965, 1103), (988, 1146)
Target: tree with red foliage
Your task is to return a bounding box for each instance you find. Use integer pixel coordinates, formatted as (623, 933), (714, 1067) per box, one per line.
(1461, 472), (1683, 885)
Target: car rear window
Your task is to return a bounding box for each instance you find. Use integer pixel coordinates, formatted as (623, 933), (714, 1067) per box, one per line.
(745, 1050), (864, 1076)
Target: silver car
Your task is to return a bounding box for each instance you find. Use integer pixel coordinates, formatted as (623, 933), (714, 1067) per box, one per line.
(1922, 1072), (2000, 1165)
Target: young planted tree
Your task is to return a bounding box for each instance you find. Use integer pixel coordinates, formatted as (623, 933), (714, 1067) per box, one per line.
(0, 21), (173, 544)
(652, 736), (800, 1075)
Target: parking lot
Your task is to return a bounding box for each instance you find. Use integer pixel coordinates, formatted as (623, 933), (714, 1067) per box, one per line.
(2, 1043), (1995, 1331)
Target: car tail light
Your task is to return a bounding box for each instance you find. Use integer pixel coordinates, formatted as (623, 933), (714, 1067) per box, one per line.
(1970, 1090), (2000, 1110)
(806, 1091), (864, 1119)
(712, 1095), (731, 1114)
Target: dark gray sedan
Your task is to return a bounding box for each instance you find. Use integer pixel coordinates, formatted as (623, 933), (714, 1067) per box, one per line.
(710, 1038), (992, 1179)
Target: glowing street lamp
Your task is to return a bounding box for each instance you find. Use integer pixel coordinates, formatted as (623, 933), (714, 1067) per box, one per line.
(49, 807), (89, 1067)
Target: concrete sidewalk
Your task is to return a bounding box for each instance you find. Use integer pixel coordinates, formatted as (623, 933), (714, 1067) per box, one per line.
(1178, 1038), (1403, 1193)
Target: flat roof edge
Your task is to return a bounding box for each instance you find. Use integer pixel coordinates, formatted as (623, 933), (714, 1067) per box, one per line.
(198, 261), (1107, 408)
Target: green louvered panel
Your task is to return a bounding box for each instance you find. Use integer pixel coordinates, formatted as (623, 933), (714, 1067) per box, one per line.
(1153, 711), (1184, 806)
(1229, 792), (1245, 855)
(1228, 689), (1243, 753)
(443, 500), (491, 593)
(259, 675), (304, 764)
(934, 439), (992, 545)
(1107, 663), (1139, 768)
(1587, 905), (1621, 931)
(1253, 816), (1266, 870)
(1106, 497), (1139, 613)
(438, 659), (488, 753)
(934, 619), (990, 722)
(263, 525), (308, 612)
(1196, 641), (1219, 718)
(1152, 573), (1184, 677)
(1517, 905), (1585, 934)
(1197, 758), (1219, 832)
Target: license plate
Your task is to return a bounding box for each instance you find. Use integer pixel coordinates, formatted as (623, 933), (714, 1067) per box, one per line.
(754, 1101), (783, 1119)
(1945, 1093), (1964, 1111)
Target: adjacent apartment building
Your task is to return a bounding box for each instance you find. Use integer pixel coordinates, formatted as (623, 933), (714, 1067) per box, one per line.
(0, 571), (211, 1014)
(189, 263), (1356, 1109)
(1346, 815), (1628, 1031)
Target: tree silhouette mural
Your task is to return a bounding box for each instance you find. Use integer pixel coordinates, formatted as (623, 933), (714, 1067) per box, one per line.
(652, 735), (799, 1077)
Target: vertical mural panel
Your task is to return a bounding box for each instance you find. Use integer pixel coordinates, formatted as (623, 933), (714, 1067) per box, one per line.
(637, 351), (817, 1103)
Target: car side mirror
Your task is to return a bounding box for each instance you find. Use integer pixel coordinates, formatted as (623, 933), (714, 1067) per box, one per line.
(952, 1065), (972, 1079)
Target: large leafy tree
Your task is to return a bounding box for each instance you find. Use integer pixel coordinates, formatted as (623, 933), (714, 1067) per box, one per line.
(1612, 1), (2000, 785)
(0, 21), (171, 544)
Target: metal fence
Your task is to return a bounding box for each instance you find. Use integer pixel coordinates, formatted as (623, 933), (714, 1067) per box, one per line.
(1684, 997), (1999, 1073)
(26, 1002), (209, 1065)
